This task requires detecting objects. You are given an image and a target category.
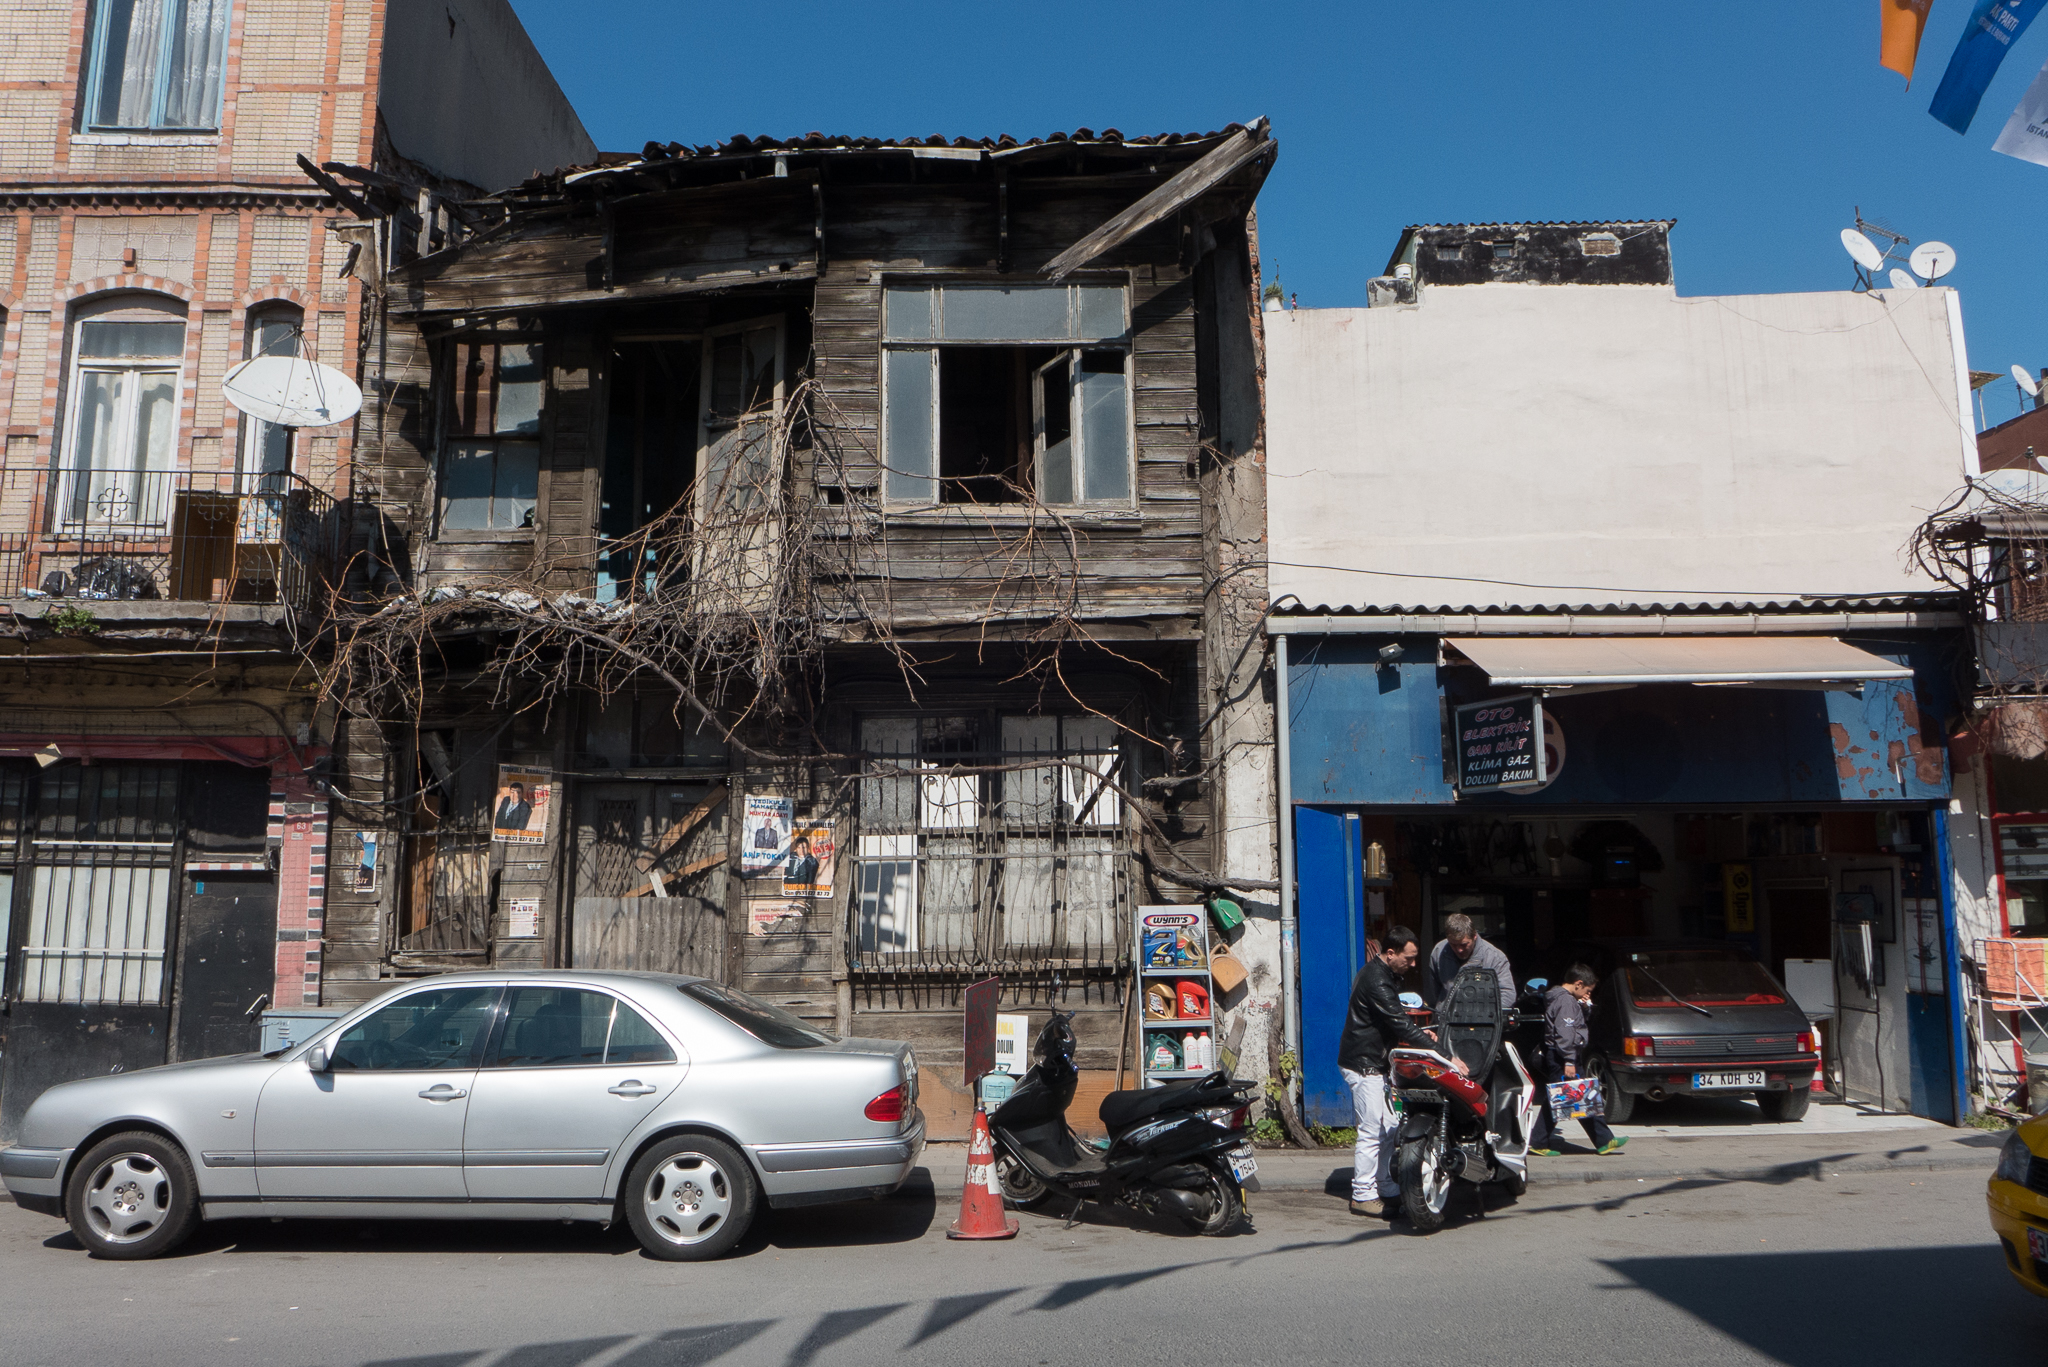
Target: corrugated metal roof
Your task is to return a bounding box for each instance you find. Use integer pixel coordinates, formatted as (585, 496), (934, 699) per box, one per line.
(1447, 635), (1915, 686)
(1268, 595), (1958, 616)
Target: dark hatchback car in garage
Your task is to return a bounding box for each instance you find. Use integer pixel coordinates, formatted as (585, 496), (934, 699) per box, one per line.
(1569, 940), (1821, 1123)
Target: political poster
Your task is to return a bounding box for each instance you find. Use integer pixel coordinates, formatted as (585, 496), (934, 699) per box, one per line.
(782, 820), (836, 899)
(492, 766), (552, 844)
(747, 899), (810, 936)
(1994, 57), (2048, 166)
(740, 796), (793, 874)
(1928, 0), (2047, 134)
(352, 830), (379, 893)
(1881, 0), (1934, 84)
(506, 898), (540, 938)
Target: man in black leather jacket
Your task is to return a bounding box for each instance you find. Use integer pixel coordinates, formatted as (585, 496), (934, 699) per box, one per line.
(1337, 926), (1461, 1217)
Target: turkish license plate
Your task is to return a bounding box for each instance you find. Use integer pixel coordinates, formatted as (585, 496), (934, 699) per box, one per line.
(1693, 1070), (1767, 1090)
(2029, 1227), (2048, 1264)
(1227, 1144), (1258, 1181)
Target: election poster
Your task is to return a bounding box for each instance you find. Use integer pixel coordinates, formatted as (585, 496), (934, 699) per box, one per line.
(492, 766), (552, 845)
(781, 820), (836, 899)
(740, 795), (793, 874)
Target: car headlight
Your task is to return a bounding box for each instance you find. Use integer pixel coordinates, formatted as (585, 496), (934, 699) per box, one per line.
(1996, 1131), (2035, 1186)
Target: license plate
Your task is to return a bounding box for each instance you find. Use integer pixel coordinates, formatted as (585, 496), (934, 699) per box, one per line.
(2030, 1227), (2048, 1263)
(1693, 1070), (1767, 1090)
(1227, 1145), (1258, 1181)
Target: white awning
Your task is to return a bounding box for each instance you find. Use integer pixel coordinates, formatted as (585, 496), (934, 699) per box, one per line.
(1444, 635), (1914, 688)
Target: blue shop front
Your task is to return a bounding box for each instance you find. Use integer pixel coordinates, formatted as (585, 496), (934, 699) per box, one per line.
(1277, 624), (1971, 1127)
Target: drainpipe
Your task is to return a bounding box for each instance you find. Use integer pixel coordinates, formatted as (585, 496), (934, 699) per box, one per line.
(1275, 633), (1300, 1096)
(1934, 806), (1973, 1124)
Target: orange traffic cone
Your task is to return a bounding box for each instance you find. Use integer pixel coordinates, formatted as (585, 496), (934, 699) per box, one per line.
(946, 1100), (1019, 1240)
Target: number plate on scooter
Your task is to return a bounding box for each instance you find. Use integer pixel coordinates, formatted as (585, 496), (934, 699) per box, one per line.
(1227, 1144), (1258, 1181)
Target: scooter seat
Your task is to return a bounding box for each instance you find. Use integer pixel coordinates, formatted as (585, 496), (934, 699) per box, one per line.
(1097, 1072), (1231, 1133)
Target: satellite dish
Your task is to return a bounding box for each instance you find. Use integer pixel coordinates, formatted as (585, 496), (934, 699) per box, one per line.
(1840, 228), (1885, 271)
(1888, 268), (1920, 290)
(2016, 364), (2041, 398)
(1909, 241), (1957, 281)
(221, 355), (362, 428)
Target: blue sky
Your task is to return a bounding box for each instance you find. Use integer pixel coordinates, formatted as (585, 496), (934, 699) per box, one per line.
(510, 1), (2048, 431)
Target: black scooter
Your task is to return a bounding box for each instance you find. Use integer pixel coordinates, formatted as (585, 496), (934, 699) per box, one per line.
(987, 1011), (1257, 1235)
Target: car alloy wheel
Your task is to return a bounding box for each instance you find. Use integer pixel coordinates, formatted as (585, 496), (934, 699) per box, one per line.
(84, 1153), (170, 1245)
(64, 1131), (201, 1260)
(623, 1134), (756, 1261)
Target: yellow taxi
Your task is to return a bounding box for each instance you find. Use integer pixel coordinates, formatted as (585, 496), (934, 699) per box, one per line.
(1990, 1112), (2048, 1298)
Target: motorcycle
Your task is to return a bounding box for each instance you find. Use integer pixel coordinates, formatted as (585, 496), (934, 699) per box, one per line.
(988, 1010), (1259, 1235)
(1388, 965), (1537, 1232)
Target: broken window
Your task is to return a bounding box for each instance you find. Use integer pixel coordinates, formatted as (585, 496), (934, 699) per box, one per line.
(693, 319), (784, 607)
(883, 283), (1131, 506)
(441, 339), (541, 533)
(851, 713), (1127, 963)
(400, 729), (495, 955)
(599, 338), (700, 600)
(1580, 233), (1622, 257)
(81, 0), (230, 133)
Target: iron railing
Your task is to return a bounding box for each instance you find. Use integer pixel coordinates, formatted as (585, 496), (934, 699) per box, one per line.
(0, 466), (344, 621)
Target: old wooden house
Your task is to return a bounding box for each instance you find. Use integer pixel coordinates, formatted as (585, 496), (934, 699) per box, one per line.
(321, 122), (1280, 1133)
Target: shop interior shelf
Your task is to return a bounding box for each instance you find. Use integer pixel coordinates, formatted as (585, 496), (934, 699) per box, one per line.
(1141, 966), (1210, 977)
(1144, 1069), (1220, 1079)
(1143, 1016), (1211, 1027)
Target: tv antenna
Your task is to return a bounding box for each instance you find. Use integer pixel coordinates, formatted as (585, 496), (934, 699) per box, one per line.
(1841, 208), (1912, 292)
(1908, 240), (1957, 281)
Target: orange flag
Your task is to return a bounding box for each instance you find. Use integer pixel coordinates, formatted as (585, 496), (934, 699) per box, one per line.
(1882, 0), (1934, 83)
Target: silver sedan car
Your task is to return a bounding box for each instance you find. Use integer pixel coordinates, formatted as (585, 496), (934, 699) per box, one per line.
(1, 971), (923, 1261)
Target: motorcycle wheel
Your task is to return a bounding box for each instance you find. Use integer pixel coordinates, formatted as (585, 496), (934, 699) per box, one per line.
(995, 1151), (1054, 1210)
(1174, 1159), (1245, 1236)
(1397, 1134), (1452, 1233)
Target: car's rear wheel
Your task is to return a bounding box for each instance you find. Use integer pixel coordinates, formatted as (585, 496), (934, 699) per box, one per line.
(1757, 1086), (1812, 1123)
(624, 1134), (756, 1261)
(1596, 1057), (1636, 1125)
(65, 1132), (200, 1260)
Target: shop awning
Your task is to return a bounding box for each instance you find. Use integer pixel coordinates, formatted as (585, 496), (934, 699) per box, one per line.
(1444, 635), (1914, 688)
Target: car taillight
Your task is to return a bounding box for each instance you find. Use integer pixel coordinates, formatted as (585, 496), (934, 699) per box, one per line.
(864, 1085), (905, 1123)
(1796, 1031), (1815, 1054)
(1622, 1035), (1655, 1058)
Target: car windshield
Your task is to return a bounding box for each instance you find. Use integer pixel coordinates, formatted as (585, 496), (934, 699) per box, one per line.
(1624, 952), (1787, 1008)
(679, 981), (833, 1048)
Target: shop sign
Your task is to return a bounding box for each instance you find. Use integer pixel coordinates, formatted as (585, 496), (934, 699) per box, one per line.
(1453, 694), (1546, 793)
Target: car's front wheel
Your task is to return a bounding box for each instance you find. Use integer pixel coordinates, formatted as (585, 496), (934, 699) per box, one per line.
(623, 1134), (757, 1261)
(65, 1132), (200, 1260)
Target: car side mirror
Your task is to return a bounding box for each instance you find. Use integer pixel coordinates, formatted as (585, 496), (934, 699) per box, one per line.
(305, 1045), (329, 1073)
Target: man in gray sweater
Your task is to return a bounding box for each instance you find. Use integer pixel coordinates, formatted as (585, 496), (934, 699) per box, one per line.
(1424, 913), (1516, 1010)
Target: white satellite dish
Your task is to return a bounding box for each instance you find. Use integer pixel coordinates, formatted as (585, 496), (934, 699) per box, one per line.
(2016, 364), (2041, 398)
(1840, 228), (1885, 271)
(221, 355), (362, 428)
(1909, 240), (1957, 281)
(1888, 268), (1920, 290)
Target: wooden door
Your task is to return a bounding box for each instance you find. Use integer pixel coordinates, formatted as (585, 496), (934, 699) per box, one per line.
(569, 782), (725, 977)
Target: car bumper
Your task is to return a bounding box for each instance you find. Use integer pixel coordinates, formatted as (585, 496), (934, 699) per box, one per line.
(1608, 1060), (1818, 1097)
(1989, 1179), (2048, 1298)
(1, 1146), (72, 1216)
(752, 1109), (926, 1209)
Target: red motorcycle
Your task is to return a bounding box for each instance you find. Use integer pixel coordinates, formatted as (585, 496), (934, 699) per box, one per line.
(1388, 967), (1537, 1232)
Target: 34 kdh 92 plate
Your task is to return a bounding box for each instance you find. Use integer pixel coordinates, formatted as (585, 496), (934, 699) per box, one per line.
(1693, 1069), (1767, 1090)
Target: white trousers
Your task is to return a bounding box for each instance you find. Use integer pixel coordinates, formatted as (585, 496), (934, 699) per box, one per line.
(1341, 1066), (1399, 1201)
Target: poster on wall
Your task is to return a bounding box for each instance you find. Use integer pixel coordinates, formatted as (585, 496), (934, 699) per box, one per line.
(748, 899), (810, 936)
(740, 796), (794, 873)
(1905, 898), (1945, 994)
(506, 898), (540, 938)
(353, 831), (379, 894)
(782, 820), (836, 899)
(492, 767), (552, 844)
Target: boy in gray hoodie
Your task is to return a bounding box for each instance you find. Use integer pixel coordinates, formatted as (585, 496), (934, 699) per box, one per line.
(1530, 964), (1626, 1155)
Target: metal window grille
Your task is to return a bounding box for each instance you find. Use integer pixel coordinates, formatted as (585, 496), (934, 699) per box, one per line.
(16, 764), (178, 1005)
(850, 715), (1131, 1002)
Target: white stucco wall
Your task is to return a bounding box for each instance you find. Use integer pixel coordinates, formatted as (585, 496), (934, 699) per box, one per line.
(1266, 284), (1976, 611)
(378, 0), (596, 193)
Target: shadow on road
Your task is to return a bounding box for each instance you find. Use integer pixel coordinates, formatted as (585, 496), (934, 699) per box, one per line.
(1603, 1244), (2041, 1365)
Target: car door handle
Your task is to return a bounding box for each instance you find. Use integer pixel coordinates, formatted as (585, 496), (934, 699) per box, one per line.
(418, 1084), (468, 1101)
(608, 1081), (658, 1097)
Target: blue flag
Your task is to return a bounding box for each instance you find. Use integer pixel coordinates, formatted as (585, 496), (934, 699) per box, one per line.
(1929, 0), (2048, 133)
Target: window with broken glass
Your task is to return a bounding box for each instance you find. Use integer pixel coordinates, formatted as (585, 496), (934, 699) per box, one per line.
(851, 714), (1129, 974)
(881, 282), (1131, 507)
(440, 338), (542, 533)
(398, 729), (496, 956)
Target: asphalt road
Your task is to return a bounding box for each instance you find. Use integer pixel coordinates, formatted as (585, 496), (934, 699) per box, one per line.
(0, 1161), (2034, 1367)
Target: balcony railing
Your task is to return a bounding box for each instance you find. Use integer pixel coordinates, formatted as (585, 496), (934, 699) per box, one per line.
(0, 466), (344, 621)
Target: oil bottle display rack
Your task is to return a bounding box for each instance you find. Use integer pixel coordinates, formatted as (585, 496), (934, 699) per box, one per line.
(1136, 904), (1216, 1086)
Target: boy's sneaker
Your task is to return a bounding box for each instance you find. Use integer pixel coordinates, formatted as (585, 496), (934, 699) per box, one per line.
(1529, 1147), (1563, 1157)
(1596, 1137), (1629, 1155)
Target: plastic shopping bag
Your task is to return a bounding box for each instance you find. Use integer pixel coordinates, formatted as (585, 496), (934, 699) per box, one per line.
(1547, 1076), (1604, 1121)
